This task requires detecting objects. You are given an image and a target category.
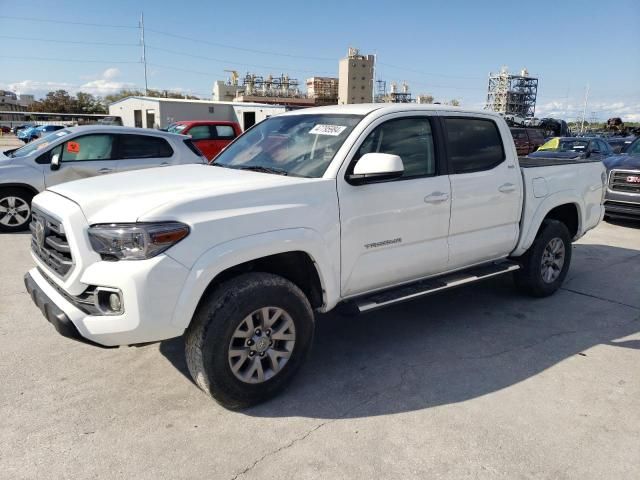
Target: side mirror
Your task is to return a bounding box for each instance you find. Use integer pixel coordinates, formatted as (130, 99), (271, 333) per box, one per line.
(347, 153), (404, 185)
(51, 153), (60, 171)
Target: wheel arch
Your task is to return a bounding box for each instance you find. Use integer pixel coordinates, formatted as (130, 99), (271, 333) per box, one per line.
(0, 182), (40, 197)
(513, 192), (584, 256)
(170, 228), (339, 330)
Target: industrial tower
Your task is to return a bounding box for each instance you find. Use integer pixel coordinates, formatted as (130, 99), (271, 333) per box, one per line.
(485, 67), (538, 118)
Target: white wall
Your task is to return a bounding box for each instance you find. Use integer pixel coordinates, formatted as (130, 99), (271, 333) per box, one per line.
(109, 98), (160, 128)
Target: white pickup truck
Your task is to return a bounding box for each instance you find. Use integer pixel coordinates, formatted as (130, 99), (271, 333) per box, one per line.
(24, 104), (606, 408)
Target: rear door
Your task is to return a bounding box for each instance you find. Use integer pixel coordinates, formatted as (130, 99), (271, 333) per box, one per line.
(442, 114), (522, 269)
(44, 133), (118, 187)
(209, 124), (238, 160)
(114, 134), (175, 172)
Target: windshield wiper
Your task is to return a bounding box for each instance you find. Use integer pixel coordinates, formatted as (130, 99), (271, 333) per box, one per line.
(236, 165), (289, 176)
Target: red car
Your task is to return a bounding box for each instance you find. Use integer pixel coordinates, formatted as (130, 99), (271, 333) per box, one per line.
(510, 127), (545, 156)
(167, 121), (241, 161)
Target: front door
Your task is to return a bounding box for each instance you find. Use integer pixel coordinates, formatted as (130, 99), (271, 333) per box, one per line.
(337, 115), (451, 297)
(44, 133), (119, 187)
(442, 114), (522, 270)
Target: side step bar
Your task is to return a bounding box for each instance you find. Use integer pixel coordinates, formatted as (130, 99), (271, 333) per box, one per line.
(354, 261), (520, 313)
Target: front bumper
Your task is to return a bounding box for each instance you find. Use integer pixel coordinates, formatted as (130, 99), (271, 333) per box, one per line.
(25, 254), (190, 347)
(604, 190), (640, 219)
(24, 271), (111, 348)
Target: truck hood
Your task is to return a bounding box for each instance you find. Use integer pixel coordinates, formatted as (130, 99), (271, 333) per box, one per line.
(602, 154), (640, 171)
(47, 164), (317, 224)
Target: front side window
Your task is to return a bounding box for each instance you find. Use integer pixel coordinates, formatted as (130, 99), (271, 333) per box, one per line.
(213, 114), (362, 178)
(627, 139), (640, 155)
(352, 117), (436, 178)
(62, 134), (114, 162)
(188, 125), (212, 140)
(444, 118), (505, 174)
(117, 134), (173, 159)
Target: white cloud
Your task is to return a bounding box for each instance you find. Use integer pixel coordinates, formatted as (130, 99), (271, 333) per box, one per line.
(536, 99), (640, 122)
(0, 68), (135, 99)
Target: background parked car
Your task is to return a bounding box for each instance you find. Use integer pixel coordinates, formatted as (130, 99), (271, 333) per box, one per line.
(528, 136), (613, 161)
(167, 121), (241, 161)
(12, 124), (31, 135)
(606, 136), (637, 154)
(0, 125), (206, 231)
(33, 125), (65, 139)
(0, 126), (10, 134)
(602, 138), (640, 219)
(17, 126), (39, 143)
(510, 127), (545, 155)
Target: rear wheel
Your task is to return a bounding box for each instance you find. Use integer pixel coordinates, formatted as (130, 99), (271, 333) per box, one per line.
(185, 272), (314, 409)
(515, 220), (572, 297)
(0, 188), (34, 232)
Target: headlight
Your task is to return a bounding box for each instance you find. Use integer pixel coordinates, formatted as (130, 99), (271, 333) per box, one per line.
(88, 222), (190, 260)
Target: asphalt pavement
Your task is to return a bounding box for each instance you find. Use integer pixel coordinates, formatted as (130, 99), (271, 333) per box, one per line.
(0, 211), (639, 479)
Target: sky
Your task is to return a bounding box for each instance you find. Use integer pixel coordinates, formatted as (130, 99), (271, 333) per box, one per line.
(1, 0), (639, 121)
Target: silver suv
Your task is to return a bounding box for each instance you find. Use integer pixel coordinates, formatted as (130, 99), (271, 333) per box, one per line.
(0, 125), (206, 232)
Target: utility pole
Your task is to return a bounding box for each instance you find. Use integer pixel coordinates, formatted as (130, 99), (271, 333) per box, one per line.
(580, 83), (589, 134)
(140, 12), (148, 96)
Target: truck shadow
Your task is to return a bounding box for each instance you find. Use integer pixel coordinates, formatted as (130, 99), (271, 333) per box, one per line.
(159, 243), (640, 419)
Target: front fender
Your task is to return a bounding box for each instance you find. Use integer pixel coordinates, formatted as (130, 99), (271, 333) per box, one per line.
(512, 191), (584, 256)
(169, 227), (339, 330)
(0, 163), (44, 192)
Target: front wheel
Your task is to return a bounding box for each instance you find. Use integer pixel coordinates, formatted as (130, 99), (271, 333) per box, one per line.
(0, 188), (34, 232)
(185, 272), (315, 409)
(514, 219), (572, 297)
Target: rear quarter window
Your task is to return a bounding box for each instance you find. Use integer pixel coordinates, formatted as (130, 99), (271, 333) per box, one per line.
(444, 118), (505, 174)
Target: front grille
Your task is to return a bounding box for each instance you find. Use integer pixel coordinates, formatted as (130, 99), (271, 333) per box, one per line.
(30, 209), (74, 277)
(609, 170), (640, 194)
(605, 200), (640, 216)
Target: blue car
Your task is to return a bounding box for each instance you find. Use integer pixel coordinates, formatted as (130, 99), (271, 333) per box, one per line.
(17, 125), (64, 143)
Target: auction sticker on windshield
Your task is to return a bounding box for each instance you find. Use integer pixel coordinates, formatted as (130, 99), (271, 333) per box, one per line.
(309, 124), (347, 136)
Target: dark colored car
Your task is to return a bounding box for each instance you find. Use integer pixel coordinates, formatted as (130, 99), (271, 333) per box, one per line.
(166, 121), (242, 161)
(602, 138), (640, 219)
(0, 126), (10, 134)
(510, 127), (546, 155)
(606, 136), (636, 154)
(528, 136), (613, 161)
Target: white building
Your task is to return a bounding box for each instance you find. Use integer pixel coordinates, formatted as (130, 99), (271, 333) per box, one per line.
(108, 96), (288, 131)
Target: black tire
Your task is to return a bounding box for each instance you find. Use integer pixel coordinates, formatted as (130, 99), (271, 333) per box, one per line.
(185, 272), (315, 409)
(0, 188), (34, 233)
(514, 219), (572, 297)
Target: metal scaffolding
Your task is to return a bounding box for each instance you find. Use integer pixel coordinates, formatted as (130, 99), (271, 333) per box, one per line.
(485, 67), (538, 118)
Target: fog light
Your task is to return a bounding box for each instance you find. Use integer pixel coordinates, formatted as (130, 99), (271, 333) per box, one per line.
(95, 287), (124, 315)
(108, 293), (122, 312)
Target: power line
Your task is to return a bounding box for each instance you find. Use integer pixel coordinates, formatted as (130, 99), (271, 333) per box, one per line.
(0, 34), (139, 47)
(0, 55), (140, 64)
(145, 28), (336, 62)
(146, 45), (335, 75)
(0, 15), (138, 29)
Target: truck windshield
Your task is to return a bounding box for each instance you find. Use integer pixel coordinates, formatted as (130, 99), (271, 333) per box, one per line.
(213, 114), (363, 178)
(8, 130), (71, 158)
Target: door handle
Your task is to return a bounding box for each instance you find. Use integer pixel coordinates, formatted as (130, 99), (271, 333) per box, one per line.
(98, 168), (114, 174)
(160, 162), (170, 167)
(498, 183), (516, 193)
(424, 191), (449, 204)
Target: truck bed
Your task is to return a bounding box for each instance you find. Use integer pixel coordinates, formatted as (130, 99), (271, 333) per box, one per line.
(518, 156), (603, 168)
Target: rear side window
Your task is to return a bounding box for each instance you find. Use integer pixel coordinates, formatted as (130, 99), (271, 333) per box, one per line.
(215, 125), (236, 139)
(117, 134), (173, 159)
(444, 118), (505, 174)
(510, 129), (526, 140)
